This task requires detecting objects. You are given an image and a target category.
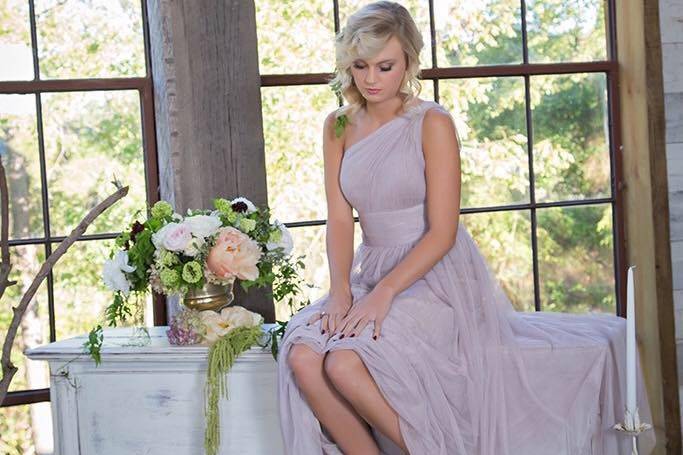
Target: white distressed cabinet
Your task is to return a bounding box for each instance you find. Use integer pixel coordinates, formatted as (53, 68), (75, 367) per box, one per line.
(25, 325), (284, 455)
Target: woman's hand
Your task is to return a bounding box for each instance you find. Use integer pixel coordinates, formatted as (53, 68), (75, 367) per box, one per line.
(334, 286), (394, 340)
(306, 289), (352, 335)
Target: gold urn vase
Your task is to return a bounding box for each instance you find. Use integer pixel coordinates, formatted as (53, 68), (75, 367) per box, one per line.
(183, 278), (236, 312)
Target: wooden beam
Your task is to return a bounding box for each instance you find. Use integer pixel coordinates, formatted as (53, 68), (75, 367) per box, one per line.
(644, 0), (682, 452)
(618, 0), (681, 452)
(145, 0), (274, 323)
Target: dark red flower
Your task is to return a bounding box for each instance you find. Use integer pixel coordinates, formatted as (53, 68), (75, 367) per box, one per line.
(130, 221), (145, 242)
(231, 201), (248, 213)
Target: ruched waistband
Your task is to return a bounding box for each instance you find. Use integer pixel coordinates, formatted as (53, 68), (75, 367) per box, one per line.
(360, 204), (428, 247)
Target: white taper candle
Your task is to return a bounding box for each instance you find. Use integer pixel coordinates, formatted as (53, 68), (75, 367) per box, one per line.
(626, 265), (637, 417)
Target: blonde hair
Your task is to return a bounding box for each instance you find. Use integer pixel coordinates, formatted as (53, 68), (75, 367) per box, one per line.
(328, 1), (424, 121)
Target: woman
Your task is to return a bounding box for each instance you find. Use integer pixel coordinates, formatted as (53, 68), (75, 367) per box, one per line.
(277, 2), (655, 454)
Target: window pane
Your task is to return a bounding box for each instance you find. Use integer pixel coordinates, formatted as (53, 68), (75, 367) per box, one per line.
(434, 0), (523, 67)
(338, 1), (431, 69)
(276, 223), (363, 322)
(537, 204), (615, 313)
(463, 210), (534, 312)
(531, 73), (611, 203)
(41, 90), (147, 237)
(255, 0), (335, 74)
(262, 85), (337, 224)
(0, 95), (46, 240)
(0, 0), (34, 80)
(36, 0), (145, 79)
(0, 402), (53, 455)
(526, 0), (608, 63)
(2, 245), (50, 392)
(418, 79), (434, 101)
(53, 238), (152, 339)
(440, 77), (530, 208)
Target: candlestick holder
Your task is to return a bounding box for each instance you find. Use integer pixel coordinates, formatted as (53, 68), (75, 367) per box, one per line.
(613, 407), (652, 455)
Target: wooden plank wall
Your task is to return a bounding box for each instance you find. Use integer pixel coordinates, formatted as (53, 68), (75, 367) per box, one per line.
(144, 0), (275, 323)
(619, 0), (681, 452)
(659, 0), (683, 427)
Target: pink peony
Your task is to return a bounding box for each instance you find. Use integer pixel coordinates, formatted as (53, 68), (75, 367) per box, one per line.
(206, 227), (262, 281)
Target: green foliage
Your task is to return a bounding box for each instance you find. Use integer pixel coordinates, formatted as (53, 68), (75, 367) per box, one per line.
(204, 325), (264, 455)
(334, 114), (348, 138)
(104, 292), (133, 327)
(83, 325), (103, 366)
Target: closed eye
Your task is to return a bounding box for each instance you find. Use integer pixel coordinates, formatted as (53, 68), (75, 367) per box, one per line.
(353, 64), (393, 72)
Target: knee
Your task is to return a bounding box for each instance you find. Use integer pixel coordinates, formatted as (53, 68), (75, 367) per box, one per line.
(323, 350), (363, 385)
(287, 344), (323, 379)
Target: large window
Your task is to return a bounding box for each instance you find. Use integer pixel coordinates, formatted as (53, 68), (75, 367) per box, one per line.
(256, 0), (623, 321)
(0, 1), (159, 452)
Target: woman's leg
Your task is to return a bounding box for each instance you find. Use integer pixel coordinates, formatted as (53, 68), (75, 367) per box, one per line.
(325, 349), (410, 454)
(287, 343), (380, 455)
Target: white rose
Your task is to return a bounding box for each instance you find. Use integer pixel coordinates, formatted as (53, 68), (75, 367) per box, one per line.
(153, 222), (192, 252)
(199, 310), (232, 344)
(184, 214), (222, 239)
(221, 306), (263, 328)
(182, 236), (205, 257)
(230, 196), (258, 214)
(151, 223), (173, 249)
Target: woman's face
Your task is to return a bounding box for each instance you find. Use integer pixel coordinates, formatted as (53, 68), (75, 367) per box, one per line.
(350, 35), (407, 103)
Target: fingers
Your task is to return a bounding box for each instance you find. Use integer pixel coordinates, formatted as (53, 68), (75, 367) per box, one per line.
(320, 313), (330, 334)
(339, 314), (362, 338)
(372, 318), (382, 340)
(329, 313), (342, 335)
(345, 317), (369, 338)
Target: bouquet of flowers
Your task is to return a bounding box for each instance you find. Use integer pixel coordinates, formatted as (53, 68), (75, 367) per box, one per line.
(85, 196), (307, 362)
(85, 195), (310, 455)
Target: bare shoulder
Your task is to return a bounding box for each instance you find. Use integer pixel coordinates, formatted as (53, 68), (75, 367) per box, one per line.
(423, 105), (454, 132)
(422, 106), (459, 152)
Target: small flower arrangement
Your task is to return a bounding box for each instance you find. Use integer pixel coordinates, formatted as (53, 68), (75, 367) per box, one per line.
(166, 305), (264, 346)
(167, 305), (265, 455)
(85, 196), (306, 363)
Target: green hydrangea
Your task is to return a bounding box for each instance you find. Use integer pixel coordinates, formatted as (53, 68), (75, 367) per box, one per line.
(151, 201), (173, 219)
(160, 268), (181, 288)
(239, 218), (256, 233)
(268, 228), (282, 244)
(158, 250), (179, 267)
(226, 211), (238, 224)
(182, 261), (203, 284)
(214, 198), (232, 214)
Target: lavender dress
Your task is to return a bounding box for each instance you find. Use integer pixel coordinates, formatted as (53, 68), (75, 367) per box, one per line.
(277, 100), (656, 455)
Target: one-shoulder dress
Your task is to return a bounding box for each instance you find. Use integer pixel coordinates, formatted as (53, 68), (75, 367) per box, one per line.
(276, 99), (656, 455)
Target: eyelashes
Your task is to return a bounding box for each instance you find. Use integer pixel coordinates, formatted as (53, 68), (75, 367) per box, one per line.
(353, 64), (393, 72)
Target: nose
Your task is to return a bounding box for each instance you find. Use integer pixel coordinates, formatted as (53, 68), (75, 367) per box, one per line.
(364, 67), (377, 85)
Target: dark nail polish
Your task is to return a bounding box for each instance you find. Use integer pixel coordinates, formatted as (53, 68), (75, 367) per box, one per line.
(373, 335), (377, 340)
(350, 334), (355, 338)
(321, 330), (325, 334)
(340, 334), (345, 339)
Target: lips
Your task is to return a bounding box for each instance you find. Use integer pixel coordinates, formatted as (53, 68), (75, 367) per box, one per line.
(366, 88), (381, 94)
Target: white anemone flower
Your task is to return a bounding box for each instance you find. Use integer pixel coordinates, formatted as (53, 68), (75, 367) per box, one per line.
(102, 251), (137, 296)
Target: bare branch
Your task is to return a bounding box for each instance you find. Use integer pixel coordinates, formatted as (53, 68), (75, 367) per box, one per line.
(0, 176), (129, 405)
(0, 159), (12, 301)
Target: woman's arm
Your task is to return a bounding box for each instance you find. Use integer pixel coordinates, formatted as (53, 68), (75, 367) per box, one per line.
(322, 111), (355, 298)
(375, 107), (462, 299)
